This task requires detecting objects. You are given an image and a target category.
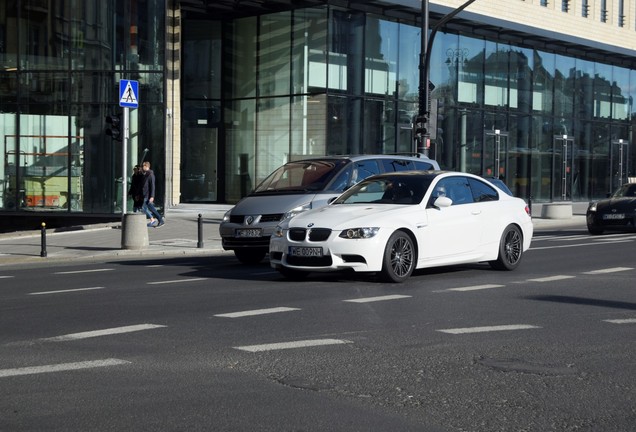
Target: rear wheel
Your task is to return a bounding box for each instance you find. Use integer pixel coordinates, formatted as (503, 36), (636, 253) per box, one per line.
(489, 224), (523, 271)
(379, 231), (415, 283)
(234, 249), (266, 264)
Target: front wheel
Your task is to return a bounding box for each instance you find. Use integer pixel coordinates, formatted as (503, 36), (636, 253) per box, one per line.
(587, 223), (604, 235)
(489, 224), (523, 271)
(379, 231), (415, 283)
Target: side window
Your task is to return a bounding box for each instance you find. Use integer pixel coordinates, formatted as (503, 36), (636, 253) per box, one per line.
(431, 176), (473, 206)
(414, 160), (434, 171)
(353, 160), (381, 183)
(381, 159), (415, 172)
(468, 178), (499, 202)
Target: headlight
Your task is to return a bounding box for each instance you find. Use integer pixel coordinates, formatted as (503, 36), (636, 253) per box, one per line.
(222, 209), (232, 222)
(588, 202), (598, 212)
(273, 225), (285, 238)
(339, 227), (379, 239)
(283, 202), (311, 220)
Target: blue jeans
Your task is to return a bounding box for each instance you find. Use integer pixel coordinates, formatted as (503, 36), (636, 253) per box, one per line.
(143, 199), (164, 224)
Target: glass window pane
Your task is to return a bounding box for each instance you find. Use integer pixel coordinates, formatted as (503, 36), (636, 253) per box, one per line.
(1, 1), (18, 70)
(20, 0), (68, 70)
(69, 3), (114, 70)
(19, 72), (69, 114)
(365, 18), (398, 96)
(225, 99), (256, 202)
(259, 12), (291, 97)
(292, 7), (328, 96)
(226, 17), (257, 99)
(510, 47), (533, 112)
(457, 36), (485, 106)
(594, 62), (612, 119)
(1, 111), (17, 210)
(398, 23), (420, 104)
(611, 66), (630, 120)
(183, 21), (221, 100)
(554, 54), (575, 116)
(257, 96), (290, 181)
(533, 50), (554, 114)
(485, 42), (509, 107)
(291, 93), (326, 157)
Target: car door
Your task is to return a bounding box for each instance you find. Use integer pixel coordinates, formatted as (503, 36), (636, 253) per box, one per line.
(418, 176), (483, 264)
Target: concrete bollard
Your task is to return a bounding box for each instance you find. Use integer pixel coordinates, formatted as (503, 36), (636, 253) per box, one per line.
(121, 213), (149, 250)
(540, 202), (573, 219)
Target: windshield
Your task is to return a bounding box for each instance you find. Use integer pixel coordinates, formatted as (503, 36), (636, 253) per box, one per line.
(611, 183), (636, 198)
(253, 160), (345, 193)
(333, 175), (432, 205)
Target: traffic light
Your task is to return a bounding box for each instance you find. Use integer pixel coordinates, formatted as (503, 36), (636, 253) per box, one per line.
(414, 114), (429, 137)
(105, 114), (121, 141)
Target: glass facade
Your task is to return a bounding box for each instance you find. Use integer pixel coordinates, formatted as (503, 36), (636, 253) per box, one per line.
(0, 0), (165, 214)
(2, 1), (635, 219)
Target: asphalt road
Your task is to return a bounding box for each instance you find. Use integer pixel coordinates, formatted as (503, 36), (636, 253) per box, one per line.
(1, 227), (635, 431)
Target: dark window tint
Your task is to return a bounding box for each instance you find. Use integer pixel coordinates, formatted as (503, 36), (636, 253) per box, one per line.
(381, 158), (415, 172)
(469, 178), (499, 202)
(431, 176), (474, 206)
(353, 160), (381, 182)
(413, 160), (434, 170)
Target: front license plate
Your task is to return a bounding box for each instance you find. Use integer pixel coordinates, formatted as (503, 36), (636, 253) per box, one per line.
(603, 213), (625, 220)
(235, 228), (262, 238)
(289, 246), (323, 257)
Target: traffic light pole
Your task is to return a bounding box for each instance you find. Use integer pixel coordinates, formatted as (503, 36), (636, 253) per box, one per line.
(122, 107), (129, 215)
(416, 0), (480, 155)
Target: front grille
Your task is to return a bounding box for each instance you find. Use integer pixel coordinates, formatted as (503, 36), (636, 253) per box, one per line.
(287, 255), (333, 267)
(229, 214), (284, 224)
(308, 228), (331, 241)
(289, 228), (306, 241)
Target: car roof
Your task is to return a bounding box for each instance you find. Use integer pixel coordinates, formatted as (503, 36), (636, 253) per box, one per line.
(289, 153), (437, 163)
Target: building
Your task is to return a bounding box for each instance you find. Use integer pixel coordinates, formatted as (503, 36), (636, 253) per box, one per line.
(1, 0), (635, 228)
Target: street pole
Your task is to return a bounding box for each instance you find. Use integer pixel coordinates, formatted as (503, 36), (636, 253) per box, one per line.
(416, 0), (480, 155)
(122, 106), (129, 215)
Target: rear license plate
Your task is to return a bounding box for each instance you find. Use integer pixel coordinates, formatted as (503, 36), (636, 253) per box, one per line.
(603, 214), (625, 220)
(289, 246), (323, 257)
(235, 228), (262, 238)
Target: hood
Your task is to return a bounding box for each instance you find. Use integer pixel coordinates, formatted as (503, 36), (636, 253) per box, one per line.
(596, 197), (636, 213)
(287, 203), (417, 229)
(230, 193), (320, 216)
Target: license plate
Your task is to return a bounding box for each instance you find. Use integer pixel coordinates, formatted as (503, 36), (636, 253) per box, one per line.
(289, 246), (323, 257)
(235, 228), (262, 238)
(603, 214), (625, 220)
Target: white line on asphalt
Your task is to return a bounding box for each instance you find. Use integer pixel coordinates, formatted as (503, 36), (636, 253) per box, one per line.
(603, 318), (636, 324)
(530, 240), (633, 251)
(40, 324), (166, 342)
(343, 295), (412, 303)
(28, 287), (105, 296)
(54, 268), (115, 275)
(526, 275), (575, 282)
(147, 278), (207, 285)
(0, 275), (14, 279)
(583, 267), (633, 274)
(443, 284), (504, 292)
(146, 264), (164, 268)
(234, 338), (353, 352)
(437, 324), (541, 334)
(214, 307), (301, 318)
(0, 359), (130, 378)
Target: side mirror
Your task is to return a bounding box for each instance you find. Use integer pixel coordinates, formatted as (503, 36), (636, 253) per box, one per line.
(434, 196), (453, 208)
(328, 196), (338, 204)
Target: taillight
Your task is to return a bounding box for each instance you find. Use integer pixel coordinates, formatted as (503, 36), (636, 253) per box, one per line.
(524, 205), (531, 217)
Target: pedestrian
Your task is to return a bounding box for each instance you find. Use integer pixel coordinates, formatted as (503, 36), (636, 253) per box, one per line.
(128, 165), (145, 212)
(141, 161), (165, 228)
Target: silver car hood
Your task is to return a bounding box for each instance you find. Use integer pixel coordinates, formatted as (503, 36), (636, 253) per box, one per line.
(230, 193), (330, 216)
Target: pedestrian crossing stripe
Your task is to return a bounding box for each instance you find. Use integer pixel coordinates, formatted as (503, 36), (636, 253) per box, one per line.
(119, 80), (139, 107)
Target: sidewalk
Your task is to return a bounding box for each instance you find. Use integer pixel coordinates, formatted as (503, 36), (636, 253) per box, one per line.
(0, 203), (587, 267)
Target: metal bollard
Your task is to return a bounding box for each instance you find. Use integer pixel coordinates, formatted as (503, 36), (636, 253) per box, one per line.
(40, 222), (47, 257)
(197, 213), (204, 248)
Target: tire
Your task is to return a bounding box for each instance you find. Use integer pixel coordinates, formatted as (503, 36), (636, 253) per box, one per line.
(587, 224), (604, 235)
(489, 224), (523, 271)
(379, 231), (415, 283)
(234, 249), (266, 264)
(277, 266), (309, 281)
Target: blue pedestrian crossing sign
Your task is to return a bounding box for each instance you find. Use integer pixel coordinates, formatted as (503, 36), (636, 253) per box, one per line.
(119, 79), (139, 108)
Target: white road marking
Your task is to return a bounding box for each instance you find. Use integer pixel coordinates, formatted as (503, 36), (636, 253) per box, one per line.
(603, 318), (636, 324)
(40, 324), (166, 342)
(343, 295), (412, 303)
(147, 278), (207, 285)
(214, 307), (300, 318)
(0, 359), (130, 378)
(235, 338), (352, 352)
(437, 324), (541, 334)
(0, 275), (14, 279)
(530, 240), (632, 251)
(28, 287), (105, 296)
(54, 268), (115, 275)
(527, 275), (575, 283)
(583, 267), (633, 274)
(444, 284), (504, 292)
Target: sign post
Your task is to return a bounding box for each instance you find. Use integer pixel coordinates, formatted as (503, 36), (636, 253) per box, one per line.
(118, 79), (139, 214)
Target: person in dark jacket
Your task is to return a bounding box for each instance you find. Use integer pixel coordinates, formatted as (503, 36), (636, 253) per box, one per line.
(141, 161), (165, 228)
(128, 165), (145, 212)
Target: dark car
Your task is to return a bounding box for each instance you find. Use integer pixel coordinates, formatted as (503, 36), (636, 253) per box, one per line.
(586, 183), (636, 234)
